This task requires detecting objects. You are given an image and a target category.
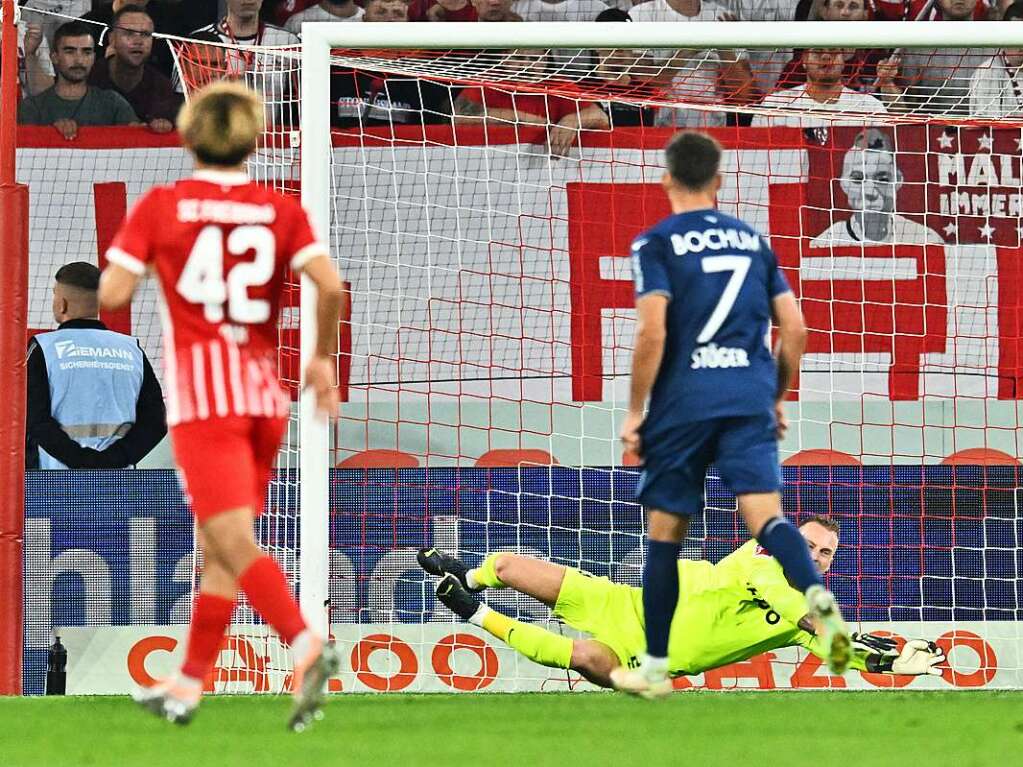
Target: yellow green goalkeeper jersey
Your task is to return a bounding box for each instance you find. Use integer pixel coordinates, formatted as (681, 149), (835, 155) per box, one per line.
(651, 541), (867, 675)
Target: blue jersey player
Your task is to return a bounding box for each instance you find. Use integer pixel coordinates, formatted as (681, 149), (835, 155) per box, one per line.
(612, 132), (851, 697)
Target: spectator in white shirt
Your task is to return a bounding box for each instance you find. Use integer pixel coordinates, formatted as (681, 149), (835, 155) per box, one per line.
(874, 0), (990, 115)
(285, 0), (364, 33)
(21, 0), (90, 43)
(719, 0), (798, 96)
(513, 0), (613, 77)
(752, 48), (887, 126)
(969, 1), (1023, 117)
(630, 0), (759, 128)
(512, 0), (610, 20)
(17, 21), (54, 96)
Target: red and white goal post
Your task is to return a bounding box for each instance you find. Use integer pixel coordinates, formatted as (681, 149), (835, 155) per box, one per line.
(9, 18), (1023, 694)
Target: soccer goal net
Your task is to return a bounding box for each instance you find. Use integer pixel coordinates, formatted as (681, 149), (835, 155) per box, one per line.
(14, 16), (1023, 693)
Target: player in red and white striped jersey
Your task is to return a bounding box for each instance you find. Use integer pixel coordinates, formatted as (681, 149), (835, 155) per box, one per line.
(99, 82), (345, 731)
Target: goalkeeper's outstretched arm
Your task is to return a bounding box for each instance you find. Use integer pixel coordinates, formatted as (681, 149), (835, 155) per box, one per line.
(798, 632), (946, 676)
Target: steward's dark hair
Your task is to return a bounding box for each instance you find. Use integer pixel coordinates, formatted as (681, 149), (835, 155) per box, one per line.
(55, 262), (100, 292)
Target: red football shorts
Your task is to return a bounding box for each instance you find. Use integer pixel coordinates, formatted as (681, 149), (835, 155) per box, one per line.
(170, 415), (288, 522)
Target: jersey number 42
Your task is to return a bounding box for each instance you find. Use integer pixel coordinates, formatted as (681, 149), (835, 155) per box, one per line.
(176, 224), (275, 324)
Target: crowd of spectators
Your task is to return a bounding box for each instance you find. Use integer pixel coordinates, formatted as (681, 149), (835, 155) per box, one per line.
(12, 0), (1023, 146)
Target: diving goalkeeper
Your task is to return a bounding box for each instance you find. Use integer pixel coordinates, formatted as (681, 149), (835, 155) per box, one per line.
(419, 515), (945, 687)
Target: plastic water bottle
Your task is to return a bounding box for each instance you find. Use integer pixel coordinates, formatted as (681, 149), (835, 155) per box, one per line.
(46, 636), (67, 695)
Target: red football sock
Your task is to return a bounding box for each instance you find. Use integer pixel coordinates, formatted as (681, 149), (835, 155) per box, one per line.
(180, 592), (235, 681)
(238, 555), (307, 644)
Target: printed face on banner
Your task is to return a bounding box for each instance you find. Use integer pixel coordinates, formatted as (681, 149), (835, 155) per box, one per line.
(804, 124), (1023, 249)
(805, 127), (945, 247)
(768, 126), (949, 401)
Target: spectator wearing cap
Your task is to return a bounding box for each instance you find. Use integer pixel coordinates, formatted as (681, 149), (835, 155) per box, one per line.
(969, 0), (1023, 116)
(88, 5), (183, 133)
(587, 8), (659, 127)
(752, 48), (887, 126)
(26, 262), (166, 470)
(875, 0), (992, 115)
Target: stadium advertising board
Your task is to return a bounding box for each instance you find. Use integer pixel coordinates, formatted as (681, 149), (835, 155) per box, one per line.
(57, 621), (1014, 694)
(23, 467), (1023, 693)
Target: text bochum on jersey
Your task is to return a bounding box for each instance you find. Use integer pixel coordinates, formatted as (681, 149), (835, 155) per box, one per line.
(630, 209), (791, 436)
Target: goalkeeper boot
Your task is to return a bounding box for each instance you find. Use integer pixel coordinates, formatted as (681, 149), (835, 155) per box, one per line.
(132, 675), (201, 725)
(609, 657), (672, 700)
(417, 548), (483, 593)
(435, 573), (481, 620)
(288, 635), (340, 733)
(806, 584), (852, 674)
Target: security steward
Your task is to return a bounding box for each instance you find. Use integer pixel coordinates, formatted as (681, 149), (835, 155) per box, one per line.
(26, 262), (166, 469)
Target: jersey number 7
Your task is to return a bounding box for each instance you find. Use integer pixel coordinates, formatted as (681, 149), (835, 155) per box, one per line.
(696, 255), (751, 344)
(177, 224), (276, 324)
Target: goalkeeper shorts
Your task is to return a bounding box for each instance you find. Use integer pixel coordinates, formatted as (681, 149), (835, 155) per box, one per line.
(553, 567), (646, 669)
(635, 413), (782, 516)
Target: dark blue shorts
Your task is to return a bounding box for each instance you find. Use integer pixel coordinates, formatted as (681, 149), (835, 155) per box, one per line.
(635, 413), (781, 516)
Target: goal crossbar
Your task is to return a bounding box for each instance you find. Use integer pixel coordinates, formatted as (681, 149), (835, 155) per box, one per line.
(301, 20), (1023, 52)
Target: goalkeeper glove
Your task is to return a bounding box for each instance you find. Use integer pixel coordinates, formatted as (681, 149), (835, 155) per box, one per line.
(851, 632), (898, 655)
(855, 634), (946, 676)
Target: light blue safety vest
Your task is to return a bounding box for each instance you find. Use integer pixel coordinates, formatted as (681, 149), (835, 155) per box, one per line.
(34, 327), (144, 469)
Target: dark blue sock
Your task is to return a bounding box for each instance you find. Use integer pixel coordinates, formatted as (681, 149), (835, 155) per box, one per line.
(756, 517), (824, 592)
(642, 540), (680, 659)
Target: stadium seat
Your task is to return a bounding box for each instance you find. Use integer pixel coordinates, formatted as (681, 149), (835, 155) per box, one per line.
(337, 450), (420, 468)
(941, 448), (1020, 466)
(782, 449), (862, 466)
(474, 449), (558, 467)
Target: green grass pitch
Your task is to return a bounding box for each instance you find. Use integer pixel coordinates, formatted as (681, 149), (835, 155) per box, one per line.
(3, 692), (1021, 767)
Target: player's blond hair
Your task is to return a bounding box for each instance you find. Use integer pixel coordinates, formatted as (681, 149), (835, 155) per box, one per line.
(177, 82), (264, 168)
